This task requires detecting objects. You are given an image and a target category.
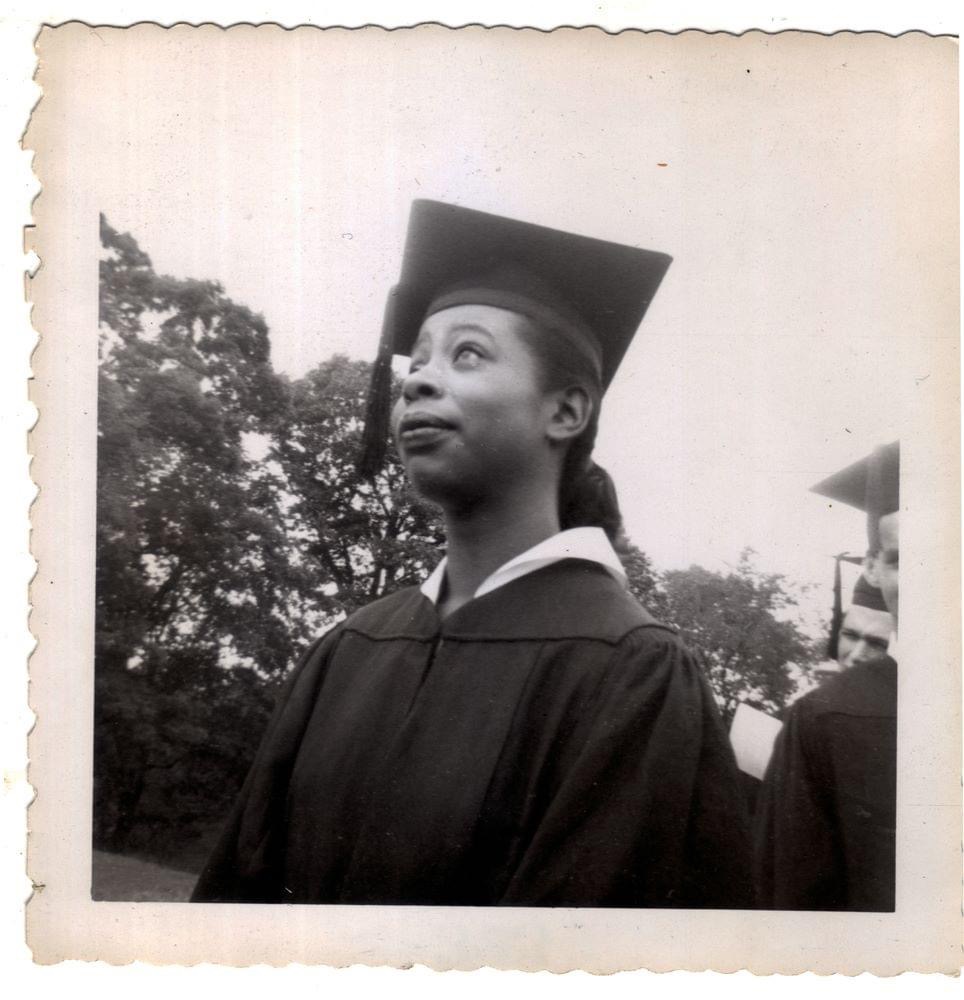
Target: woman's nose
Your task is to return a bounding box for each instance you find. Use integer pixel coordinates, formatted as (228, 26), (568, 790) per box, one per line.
(402, 362), (444, 402)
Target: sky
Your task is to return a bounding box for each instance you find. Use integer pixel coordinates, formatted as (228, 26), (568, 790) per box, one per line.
(51, 25), (958, 633)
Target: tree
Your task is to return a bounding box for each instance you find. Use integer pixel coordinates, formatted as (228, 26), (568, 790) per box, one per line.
(97, 215), (293, 678)
(621, 542), (671, 622)
(95, 216), (298, 855)
(94, 218), (445, 866)
(660, 549), (820, 725)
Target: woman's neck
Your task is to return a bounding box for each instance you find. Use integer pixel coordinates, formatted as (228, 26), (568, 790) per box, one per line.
(438, 492), (561, 618)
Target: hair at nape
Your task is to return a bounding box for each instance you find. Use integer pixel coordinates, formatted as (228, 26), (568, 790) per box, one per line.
(516, 314), (626, 548)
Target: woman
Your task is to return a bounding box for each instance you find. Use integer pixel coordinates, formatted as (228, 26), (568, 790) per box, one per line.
(192, 201), (753, 907)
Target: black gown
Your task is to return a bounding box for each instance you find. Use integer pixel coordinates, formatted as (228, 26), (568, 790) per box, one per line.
(753, 656), (897, 911)
(192, 559), (753, 907)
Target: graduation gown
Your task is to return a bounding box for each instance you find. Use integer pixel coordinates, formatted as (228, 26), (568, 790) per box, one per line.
(192, 559), (753, 907)
(753, 657), (897, 910)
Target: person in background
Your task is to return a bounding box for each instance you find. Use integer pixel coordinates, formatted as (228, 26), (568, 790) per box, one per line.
(192, 200), (754, 908)
(816, 555), (894, 681)
(754, 442), (899, 910)
(835, 575), (893, 672)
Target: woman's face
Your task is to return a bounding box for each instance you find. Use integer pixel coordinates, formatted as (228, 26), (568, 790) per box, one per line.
(392, 304), (557, 506)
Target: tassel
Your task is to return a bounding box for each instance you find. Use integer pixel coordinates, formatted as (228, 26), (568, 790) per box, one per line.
(827, 553), (845, 660)
(827, 552), (863, 659)
(356, 289), (398, 480)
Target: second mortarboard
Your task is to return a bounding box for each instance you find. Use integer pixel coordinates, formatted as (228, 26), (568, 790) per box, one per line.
(810, 441), (900, 551)
(358, 200), (673, 478)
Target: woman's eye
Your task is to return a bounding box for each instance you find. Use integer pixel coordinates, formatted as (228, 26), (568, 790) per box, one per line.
(454, 344), (483, 364)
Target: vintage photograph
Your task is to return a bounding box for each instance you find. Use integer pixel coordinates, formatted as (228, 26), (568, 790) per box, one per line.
(25, 23), (959, 971)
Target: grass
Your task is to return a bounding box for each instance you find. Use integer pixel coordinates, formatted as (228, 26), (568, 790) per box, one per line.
(91, 848), (200, 902)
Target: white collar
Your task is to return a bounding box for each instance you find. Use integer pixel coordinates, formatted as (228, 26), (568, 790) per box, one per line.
(419, 526), (627, 605)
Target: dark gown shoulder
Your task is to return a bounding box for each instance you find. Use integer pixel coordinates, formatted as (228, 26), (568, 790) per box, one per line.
(339, 581), (437, 639)
(345, 558), (677, 644)
(791, 656), (897, 721)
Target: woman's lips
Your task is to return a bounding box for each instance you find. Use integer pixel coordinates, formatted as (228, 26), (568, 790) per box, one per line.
(397, 412), (455, 449)
(400, 425), (451, 448)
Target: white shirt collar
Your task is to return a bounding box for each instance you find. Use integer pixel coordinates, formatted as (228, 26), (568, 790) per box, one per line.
(419, 526), (627, 605)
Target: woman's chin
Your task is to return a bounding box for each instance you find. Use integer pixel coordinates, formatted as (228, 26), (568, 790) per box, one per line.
(406, 462), (481, 510)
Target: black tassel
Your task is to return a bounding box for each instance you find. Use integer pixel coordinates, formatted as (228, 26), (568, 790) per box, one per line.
(827, 553), (845, 660)
(827, 552), (863, 659)
(356, 291), (398, 480)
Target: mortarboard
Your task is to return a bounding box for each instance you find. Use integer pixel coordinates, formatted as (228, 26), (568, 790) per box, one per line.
(851, 573), (888, 613)
(810, 441), (900, 551)
(357, 200), (673, 478)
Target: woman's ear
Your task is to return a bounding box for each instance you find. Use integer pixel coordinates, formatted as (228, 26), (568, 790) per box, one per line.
(546, 385), (592, 444)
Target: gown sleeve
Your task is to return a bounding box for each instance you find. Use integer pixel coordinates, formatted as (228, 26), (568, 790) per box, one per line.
(499, 628), (755, 908)
(190, 628), (341, 902)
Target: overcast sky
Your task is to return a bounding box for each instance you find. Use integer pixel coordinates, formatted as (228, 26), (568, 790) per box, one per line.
(61, 26), (957, 632)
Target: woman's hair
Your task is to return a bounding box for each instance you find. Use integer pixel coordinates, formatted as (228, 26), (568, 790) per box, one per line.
(516, 315), (627, 549)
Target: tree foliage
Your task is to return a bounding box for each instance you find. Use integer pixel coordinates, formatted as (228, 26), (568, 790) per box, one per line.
(621, 543), (671, 622)
(97, 215), (292, 678)
(94, 218), (442, 863)
(660, 549), (820, 725)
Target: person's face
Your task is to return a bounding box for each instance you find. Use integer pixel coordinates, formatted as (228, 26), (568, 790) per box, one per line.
(870, 512), (900, 625)
(836, 604), (893, 669)
(392, 304), (560, 506)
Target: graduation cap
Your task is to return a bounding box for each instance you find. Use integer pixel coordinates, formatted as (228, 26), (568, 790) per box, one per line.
(852, 573), (888, 612)
(357, 200), (673, 478)
(827, 554), (888, 659)
(810, 441), (900, 552)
